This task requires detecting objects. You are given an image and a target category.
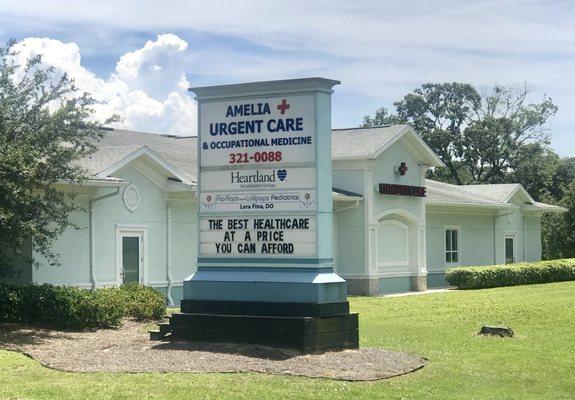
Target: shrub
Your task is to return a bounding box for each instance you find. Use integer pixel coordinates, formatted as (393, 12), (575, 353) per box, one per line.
(118, 283), (166, 321)
(89, 287), (127, 328)
(0, 282), (166, 330)
(0, 284), (20, 321)
(446, 258), (575, 289)
(0, 283), (127, 329)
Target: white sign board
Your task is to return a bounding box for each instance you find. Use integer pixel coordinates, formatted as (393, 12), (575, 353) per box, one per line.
(200, 216), (316, 257)
(198, 94), (318, 260)
(200, 190), (316, 213)
(200, 167), (316, 191)
(200, 95), (315, 167)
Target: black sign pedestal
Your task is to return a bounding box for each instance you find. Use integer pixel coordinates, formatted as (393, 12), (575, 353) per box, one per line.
(163, 300), (359, 353)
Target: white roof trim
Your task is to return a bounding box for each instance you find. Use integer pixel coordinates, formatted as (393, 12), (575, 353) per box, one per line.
(370, 126), (444, 167)
(530, 202), (568, 213)
(333, 192), (364, 202)
(425, 200), (518, 210)
(164, 180), (197, 194)
(496, 184), (565, 212)
(55, 178), (130, 188)
(502, 184), (536, 205)
(400, 126), (445, 167)
(95, 146), (192, 184)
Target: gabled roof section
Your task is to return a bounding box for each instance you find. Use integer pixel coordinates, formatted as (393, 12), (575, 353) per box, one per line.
(79, 145), (142, 176)
(425, 179), (514, 209)
(85, 125), (443, 183)
(457, 183), (534, 204)
(89, 128), (197, 182)
(332, 125), (444, 167)
(79, 128), (565, 212)
(92, 145), (192, 185)
(426, 179), (566, 212)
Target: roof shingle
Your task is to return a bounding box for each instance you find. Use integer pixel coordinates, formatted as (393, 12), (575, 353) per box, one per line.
(331, 125), (407, 159)
(78, 127), (565, 212)
(80, 129), (198, 182)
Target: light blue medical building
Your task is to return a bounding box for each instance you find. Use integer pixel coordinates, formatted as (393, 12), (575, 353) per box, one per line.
(6, 82), (565, 303)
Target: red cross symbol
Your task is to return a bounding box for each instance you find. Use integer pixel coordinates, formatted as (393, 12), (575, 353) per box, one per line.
(399, 162), (408, 175)
(277, 99), (290, 114)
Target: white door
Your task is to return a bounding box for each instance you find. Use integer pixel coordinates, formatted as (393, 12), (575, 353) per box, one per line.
(116, 226), (147, 284)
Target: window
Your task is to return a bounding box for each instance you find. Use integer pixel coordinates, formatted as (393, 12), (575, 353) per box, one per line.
(505, 236), (515, 264)
(445, 228), (459, 263)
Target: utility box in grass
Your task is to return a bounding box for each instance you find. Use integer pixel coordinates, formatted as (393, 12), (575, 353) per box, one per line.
(163, 78), (359, 353)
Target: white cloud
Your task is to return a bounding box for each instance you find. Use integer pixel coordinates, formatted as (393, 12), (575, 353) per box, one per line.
(116, 34), (189, 99)
(1, 1), (574, 153)
(11, 34), (196, 136)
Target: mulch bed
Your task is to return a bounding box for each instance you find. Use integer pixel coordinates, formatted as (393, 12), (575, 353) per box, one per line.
(0, 320), (426, 381)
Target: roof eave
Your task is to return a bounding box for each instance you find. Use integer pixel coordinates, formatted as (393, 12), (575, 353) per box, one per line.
(55, 178), (130, 188)
(529, 204), (568, 213)
(332, 155), (374, 161)
(333, 194), (364, 202)
(164, 180), (198, 194)
(425, 200), (518, 210)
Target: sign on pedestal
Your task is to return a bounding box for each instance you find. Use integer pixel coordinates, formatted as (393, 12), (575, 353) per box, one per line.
(170, 78), (359, 353)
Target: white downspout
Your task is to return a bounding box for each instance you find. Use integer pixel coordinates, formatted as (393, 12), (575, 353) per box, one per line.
(493, 209), (516, 265)
(493, 216), (497, 264)
(165, 201), (175, 306)
(523, 215), (527, 262)
(165, 197), (189, 306)
(89, 188), (121, 291)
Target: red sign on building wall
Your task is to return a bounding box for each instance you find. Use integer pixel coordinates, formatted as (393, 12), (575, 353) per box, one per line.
(378, 183), (426, 197)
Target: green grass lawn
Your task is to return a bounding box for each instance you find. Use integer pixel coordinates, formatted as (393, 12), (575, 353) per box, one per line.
(1, 282), (574, 399)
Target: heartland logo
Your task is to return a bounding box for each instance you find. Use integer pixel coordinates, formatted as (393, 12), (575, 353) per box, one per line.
(230, 170), (288, 184)
(277, 169), (287, 181)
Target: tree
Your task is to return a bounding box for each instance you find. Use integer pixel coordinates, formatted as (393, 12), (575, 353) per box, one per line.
(0, 40), (116, 277)
(550, 156), (575, 200)
(362, 83), (558, 186)
(363, 83), (481, 184)
(463, 86), (557, 184)
(540, 156), (575, 259)
(541, 180), (575, 259)
(361, 107), (404, 127)
(505, 143), (560, 202)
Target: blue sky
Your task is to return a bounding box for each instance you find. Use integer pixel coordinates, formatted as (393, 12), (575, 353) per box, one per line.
(0, 0), (573, 156)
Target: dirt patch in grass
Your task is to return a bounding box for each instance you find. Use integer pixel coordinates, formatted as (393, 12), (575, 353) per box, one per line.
(0, 320), (425, 381)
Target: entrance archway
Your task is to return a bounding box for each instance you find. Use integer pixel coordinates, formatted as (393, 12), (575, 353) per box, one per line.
(374, 209), (420, 281)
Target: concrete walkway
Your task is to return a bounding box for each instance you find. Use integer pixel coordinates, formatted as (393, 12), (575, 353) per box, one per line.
(380, 288), (453, 298)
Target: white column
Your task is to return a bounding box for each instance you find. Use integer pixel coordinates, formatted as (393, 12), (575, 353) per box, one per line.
(411, 166), (429, 291)
(418, 165), (429, 275)
(363, 168), (376, 275)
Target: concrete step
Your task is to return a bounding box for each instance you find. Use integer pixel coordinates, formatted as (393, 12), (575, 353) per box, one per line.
(149, 330), (163, 341)
(149, 321), (173, 341)
(158, 322), (172, 335)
